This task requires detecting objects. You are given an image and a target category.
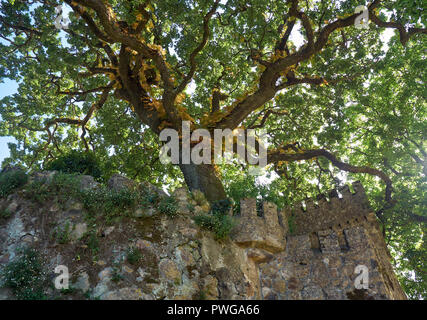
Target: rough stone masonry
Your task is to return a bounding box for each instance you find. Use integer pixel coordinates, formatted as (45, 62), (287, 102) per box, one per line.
(232, 181), (406, 300)
(0, 172), (406, 300)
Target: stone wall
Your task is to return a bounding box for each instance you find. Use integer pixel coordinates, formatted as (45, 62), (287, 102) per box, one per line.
(0, 173), (406, 300)
(231, 181), (407, 300)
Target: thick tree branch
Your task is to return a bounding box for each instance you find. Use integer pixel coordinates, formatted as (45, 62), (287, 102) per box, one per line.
(71, 0), (175, 91)
(369, 9), (427, 45)
(115, 45), (164, 131)
(275, 16), (296, 54)
(65, 0), (113, 43)
(268, 147), (394, 205)
(57, 84), (112, 96)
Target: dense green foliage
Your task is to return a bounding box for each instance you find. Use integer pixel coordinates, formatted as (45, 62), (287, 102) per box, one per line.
(158, 195), (178, 217)
(0, 207), (12, 219)
(52, 222), (72, 244)
(80, 186), (139, 223)
(0, 169), (28, 198)
(45, 150), (103, 179)
(23, 172), (81, 204)
(0, 248), (48, 300)
(0, 0), (425, 298)
(194, 199), (235, 239)
(126, 246), (143, 265)
(22, 172), (177, 226)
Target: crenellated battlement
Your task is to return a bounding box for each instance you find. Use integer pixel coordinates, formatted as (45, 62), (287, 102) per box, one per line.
(229, 181), (407, 300)
(232, 181), (378, 253)
(282, 181), (374, 236)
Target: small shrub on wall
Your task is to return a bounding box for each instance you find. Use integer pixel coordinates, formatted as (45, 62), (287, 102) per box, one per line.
(0, 169), (28, 198)
(45, 150), (102, 179)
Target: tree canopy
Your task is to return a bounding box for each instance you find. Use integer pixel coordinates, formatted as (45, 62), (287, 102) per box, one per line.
(0, 0), (425, 298)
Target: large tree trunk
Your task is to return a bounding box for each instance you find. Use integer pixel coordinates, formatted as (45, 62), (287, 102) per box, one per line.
(179, 163), (227, 202)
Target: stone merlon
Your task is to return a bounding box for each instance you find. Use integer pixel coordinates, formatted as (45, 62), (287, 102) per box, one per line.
(231, 198), (285, 253)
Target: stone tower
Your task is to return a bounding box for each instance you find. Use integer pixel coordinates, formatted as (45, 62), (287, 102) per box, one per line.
(232, 181), (407, 300)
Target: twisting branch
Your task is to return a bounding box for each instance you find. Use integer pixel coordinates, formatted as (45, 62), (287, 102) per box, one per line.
(0, 17), (42, 36)
(275, 72), (361, 90)
(275, 15), (296, 54)
(369, 14), (426, 45)
(132, 4), (152, 35)
(268, 147), (394, 205)
(70, 0), (174, 90)
(289, 0), (314, 49)
(80, 88), (110, 150)
(15, 86), (111, 162)
(65, 0), (112, 43)
(368, 0), (427, 46)
(270, 145), (427, 222)
(42, 92), (108, 127)
(64, 0), (180, 127)
(248, 109), (289, 129)
(175, 0), (220, 94)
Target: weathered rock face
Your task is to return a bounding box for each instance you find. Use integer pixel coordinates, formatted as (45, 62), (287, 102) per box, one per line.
(107, 174), (136, 191)
(0, 174), (406, 300)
